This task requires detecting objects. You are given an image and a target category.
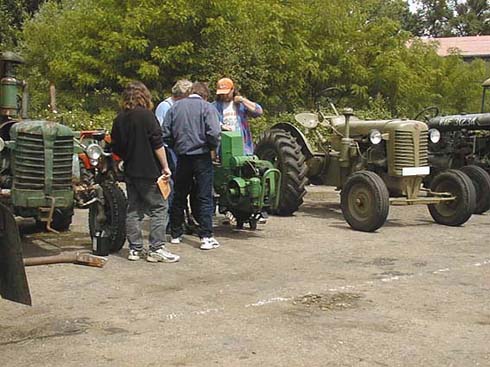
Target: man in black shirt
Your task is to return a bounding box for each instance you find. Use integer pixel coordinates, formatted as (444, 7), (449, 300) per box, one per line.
(111, 81), (180, 263)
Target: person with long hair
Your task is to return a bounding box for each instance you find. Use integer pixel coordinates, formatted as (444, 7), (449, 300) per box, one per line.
(111, 81), (180, 263)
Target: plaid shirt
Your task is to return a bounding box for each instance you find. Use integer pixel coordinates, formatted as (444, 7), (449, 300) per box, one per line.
(212, 100), (263, 155)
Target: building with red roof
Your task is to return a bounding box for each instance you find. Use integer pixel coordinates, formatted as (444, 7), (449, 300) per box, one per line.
(425, 35), (490, 61)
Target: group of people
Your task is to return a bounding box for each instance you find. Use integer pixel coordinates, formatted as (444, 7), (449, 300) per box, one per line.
(110, 78), (263, 263)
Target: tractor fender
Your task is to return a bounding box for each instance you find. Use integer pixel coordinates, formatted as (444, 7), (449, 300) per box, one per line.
(0, 202), (31, 305)
(270, 122), (315, 160)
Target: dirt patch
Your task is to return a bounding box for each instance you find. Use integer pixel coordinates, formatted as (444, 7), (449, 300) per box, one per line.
(366, 257), (398, 266)
(292, 292), (363, 311)
(376, 270), (414, 278)
(0, 318), (92, 346)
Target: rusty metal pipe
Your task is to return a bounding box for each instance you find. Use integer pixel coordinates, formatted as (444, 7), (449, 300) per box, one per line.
(24, 251), (107, 268)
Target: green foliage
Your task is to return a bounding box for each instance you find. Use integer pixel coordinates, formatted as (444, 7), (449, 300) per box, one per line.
(409, 0), (490, 36)
(0, 0), (25, 47)
(0, 0), (50, 47)
(4, 0), (489, 132)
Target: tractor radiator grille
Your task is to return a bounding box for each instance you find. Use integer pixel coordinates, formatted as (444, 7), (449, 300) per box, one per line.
(14, 132), (73, 190)
(393, 130), (428, 175)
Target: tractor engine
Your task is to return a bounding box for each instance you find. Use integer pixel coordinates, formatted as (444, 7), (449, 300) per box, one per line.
(214, 132), (281, 229)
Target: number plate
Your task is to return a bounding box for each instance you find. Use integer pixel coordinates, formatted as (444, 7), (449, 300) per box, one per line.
(401, 166), (430, 176)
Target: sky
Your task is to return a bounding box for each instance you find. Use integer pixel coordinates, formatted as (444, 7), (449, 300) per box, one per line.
(408, 0), (419, 12)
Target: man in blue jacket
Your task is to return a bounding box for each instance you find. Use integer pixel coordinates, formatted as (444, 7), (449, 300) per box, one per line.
(162, 82), (221, 250)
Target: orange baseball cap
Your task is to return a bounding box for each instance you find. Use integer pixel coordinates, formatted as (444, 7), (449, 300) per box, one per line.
(216, 78), (234, 95)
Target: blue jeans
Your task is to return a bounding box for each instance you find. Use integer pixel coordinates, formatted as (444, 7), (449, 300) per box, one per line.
(171, 153), (213, 238)
(125, 177), (168, 251)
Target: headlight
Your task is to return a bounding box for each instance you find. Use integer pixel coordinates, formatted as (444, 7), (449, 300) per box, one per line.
(86, 143), (103, 160)
(429, 128), (441, 144)
(72, 154), (80, 181)
(369, 129), (382, 145)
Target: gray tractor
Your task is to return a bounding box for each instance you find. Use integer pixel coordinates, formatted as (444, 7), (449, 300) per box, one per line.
(255, 89), (475, 232)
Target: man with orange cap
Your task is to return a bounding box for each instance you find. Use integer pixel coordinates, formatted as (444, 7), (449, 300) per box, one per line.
(212, 78), (263, 156)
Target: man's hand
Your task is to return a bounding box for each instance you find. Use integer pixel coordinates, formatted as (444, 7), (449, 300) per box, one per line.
(161, 167), (172, 180)
(234, 95), (244, 103)
(222, 124), (233, 131)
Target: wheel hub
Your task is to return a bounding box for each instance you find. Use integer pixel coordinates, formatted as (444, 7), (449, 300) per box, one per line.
(349, 185), (373, 220)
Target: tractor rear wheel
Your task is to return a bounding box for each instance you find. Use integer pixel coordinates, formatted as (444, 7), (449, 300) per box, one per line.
(89, 183), (127, 253)
(255, 129), (308, 215)
(460, 165), (490, 214)
(340, 171), (390, 232)
(428, 169), (476, 226)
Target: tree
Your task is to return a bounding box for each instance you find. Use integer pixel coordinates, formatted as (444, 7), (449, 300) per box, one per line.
(16, 0), (489, 131)
(0, 0), (26, 47)
(0, 0), (52, 47)
(407, 0), (490, 36)
(450, 0), (490, 36)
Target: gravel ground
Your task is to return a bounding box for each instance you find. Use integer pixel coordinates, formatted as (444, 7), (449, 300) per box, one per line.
(0, 186), (489, 367)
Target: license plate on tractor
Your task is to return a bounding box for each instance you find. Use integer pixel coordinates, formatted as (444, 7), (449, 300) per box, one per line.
(402, 166), (430, 176)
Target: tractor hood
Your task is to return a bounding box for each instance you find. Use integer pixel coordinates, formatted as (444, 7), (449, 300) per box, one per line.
(331, 116), (428, 136)
(428, 113), (490, 132)
(10, 120), (74, 139)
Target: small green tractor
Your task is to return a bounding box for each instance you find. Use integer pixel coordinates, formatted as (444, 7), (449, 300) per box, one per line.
(416, 77), (490, 215)
(214, 131), (281, 229)
(0, 51), (126, 305)
(255, 89), (475, 232)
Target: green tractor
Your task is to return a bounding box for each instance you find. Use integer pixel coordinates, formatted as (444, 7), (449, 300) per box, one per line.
(255, 89), (475, 232)
(415, 77), (490, 215)
(0, 51), (126, 304)
(214, 131), (281, 229)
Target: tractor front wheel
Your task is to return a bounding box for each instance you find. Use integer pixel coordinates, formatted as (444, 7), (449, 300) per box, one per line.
(89, 183), (127, 253)
(340, 171), (390, 232)
(428, 169), (476, 226)
(51, 208), (74, 232)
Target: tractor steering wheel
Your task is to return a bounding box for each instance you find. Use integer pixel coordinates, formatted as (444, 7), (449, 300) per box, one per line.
(414, 106), (440, 122)
(317, 87), (343, 105)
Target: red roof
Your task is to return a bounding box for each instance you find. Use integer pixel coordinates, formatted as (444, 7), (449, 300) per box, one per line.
(425, 36), (490, 57)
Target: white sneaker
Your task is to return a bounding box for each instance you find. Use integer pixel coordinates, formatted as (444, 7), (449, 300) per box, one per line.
(146, 247), (180, 263)
(222, 211), (236, 226)
(258, 217), (267, 224)
(128, 249), (143, 261)
(170, 236), (182, 244)
(200, 237), (220, 250)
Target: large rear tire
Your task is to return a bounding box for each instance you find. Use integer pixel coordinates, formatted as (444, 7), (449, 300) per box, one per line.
(340, 171), (390, 232)
(428, 169), (476, 226)
(255, 129), (308, 215)
(89, 183), (127, 253)
(460, 165), (490, 214)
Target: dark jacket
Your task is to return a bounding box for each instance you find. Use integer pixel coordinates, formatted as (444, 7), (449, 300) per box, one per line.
(162, 95), (220, 155)
(111, 106), (163, 180)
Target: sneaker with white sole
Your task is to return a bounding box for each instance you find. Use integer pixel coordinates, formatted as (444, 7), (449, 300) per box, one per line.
(200, 237), (220, 250)
(146, 247), (180, 263)
(170, 236), (182, 244)
(128, 248), (144, 261)
(222, 211), (236, 226)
